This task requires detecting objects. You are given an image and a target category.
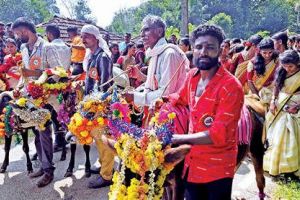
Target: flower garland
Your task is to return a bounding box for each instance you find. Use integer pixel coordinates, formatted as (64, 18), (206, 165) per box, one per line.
(0, 121), (5, 137)
(26, 67), (71, 107)
(108, 102), (177, 200)
(67, 112), (106, 145)
(3, 105), (14, 136)
(67, 92), (112, 145)
(57, 93), (77, 130)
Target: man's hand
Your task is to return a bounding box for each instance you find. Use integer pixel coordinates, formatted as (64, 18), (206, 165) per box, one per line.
(172, 134), (188, 145)
(127, 65), (147, 82)
(286, 105), (299, 114)
(172, 131), (213, 145)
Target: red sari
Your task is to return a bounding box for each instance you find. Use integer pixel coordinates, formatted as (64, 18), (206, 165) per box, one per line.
(0, 53), (22, 90)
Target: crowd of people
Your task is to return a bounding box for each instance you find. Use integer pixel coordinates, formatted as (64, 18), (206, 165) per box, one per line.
(0, 14), (299, 200)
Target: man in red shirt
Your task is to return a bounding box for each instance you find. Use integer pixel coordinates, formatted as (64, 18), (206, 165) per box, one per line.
(170, 24), (244, 199)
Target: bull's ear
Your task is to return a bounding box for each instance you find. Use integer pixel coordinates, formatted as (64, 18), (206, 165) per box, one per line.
(164, 144), (191, 166)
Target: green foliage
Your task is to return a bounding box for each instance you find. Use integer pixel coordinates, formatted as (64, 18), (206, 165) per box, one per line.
(0, 0), (59, 24)
(208, 13), (233, 37)
(30, 0), (52, 22)
(188, 23), (196, 34)
(256, 30), (271, 38)
(74, 0), (96, 23)
(36, 27), (45, 35)
(273, 181), (300, 200)
(108, 0), (181, 37)
(165, 26), (180, 39)
(109, 0), (300, 39)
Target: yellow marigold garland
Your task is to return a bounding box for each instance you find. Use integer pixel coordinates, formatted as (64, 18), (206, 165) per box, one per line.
(109, 133), (174, 200)
(67, 112), (106, 145)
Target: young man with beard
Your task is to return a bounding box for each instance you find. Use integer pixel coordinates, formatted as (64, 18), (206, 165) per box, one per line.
(81, 24), (114, 189)
(169, 24), (244, 200)
(12, 17), (62, 187)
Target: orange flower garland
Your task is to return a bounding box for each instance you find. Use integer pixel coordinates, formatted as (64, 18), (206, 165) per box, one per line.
(67, 112), (107, 145)
(0, 122), (5, 137)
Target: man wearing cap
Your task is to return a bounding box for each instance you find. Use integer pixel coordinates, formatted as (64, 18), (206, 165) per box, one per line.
(81, 24), (114, 188)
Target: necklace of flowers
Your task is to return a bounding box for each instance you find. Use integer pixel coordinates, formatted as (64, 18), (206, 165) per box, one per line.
(107, 100), (176, 200)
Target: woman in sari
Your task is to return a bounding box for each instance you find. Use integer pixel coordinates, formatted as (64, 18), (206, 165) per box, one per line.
(219, 39), (232, 72)
(0, 38), (22, 91)
(116, 42), (136, 71)
(245, 38), (279, 114)
(264, 50), (300, 180)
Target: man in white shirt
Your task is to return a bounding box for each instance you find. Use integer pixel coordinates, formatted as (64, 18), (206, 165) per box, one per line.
(124, 15), (188, 107)
(12, 17), (62, 187)
(45, 24), (71, 153)
(46, 25), (71, 70)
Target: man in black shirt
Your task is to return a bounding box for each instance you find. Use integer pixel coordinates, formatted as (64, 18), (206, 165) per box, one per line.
(81, 24), (114, 188)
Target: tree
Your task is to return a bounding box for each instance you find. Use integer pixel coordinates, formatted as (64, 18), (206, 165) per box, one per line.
(181, 0), (189, 36)
(108, 0), (300, 38)
(57, 0), (76, 17)
(57, 0), (96, 23)
(45, 0), (60, 15)
(165, 26), (180, 39)
(0, 0), (57, 24)
(30, 0), (53, 22)
(74, 0), (96, 23)
(208, 13), (233, 37)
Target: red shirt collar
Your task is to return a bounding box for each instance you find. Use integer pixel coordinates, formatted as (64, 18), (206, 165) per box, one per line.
(192, 65), (227, 89)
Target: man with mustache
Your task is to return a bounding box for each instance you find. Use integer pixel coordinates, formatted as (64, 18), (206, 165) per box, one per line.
(81, 24), (114, 189)
(169, 24), (244, 200)
(124, 15), (188, 107)
(12, 17), (62, 187)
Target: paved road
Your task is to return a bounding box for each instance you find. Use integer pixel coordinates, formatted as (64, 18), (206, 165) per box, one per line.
(0, 139), (276, 200)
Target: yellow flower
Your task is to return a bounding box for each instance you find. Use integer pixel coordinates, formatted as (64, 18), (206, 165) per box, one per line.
(97, 105), (104, 111)
(97, 117), (104, 125)
(33, 98), (43, 107)
(74, 113), (83, 126)
(87, 121), (93, 126)
(53, 67), (68, 77)
(83, 101), (92, 110)
(16, 97), (27, 107)
(168, 112), (176, 120)
(80, 131), (89, 138)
